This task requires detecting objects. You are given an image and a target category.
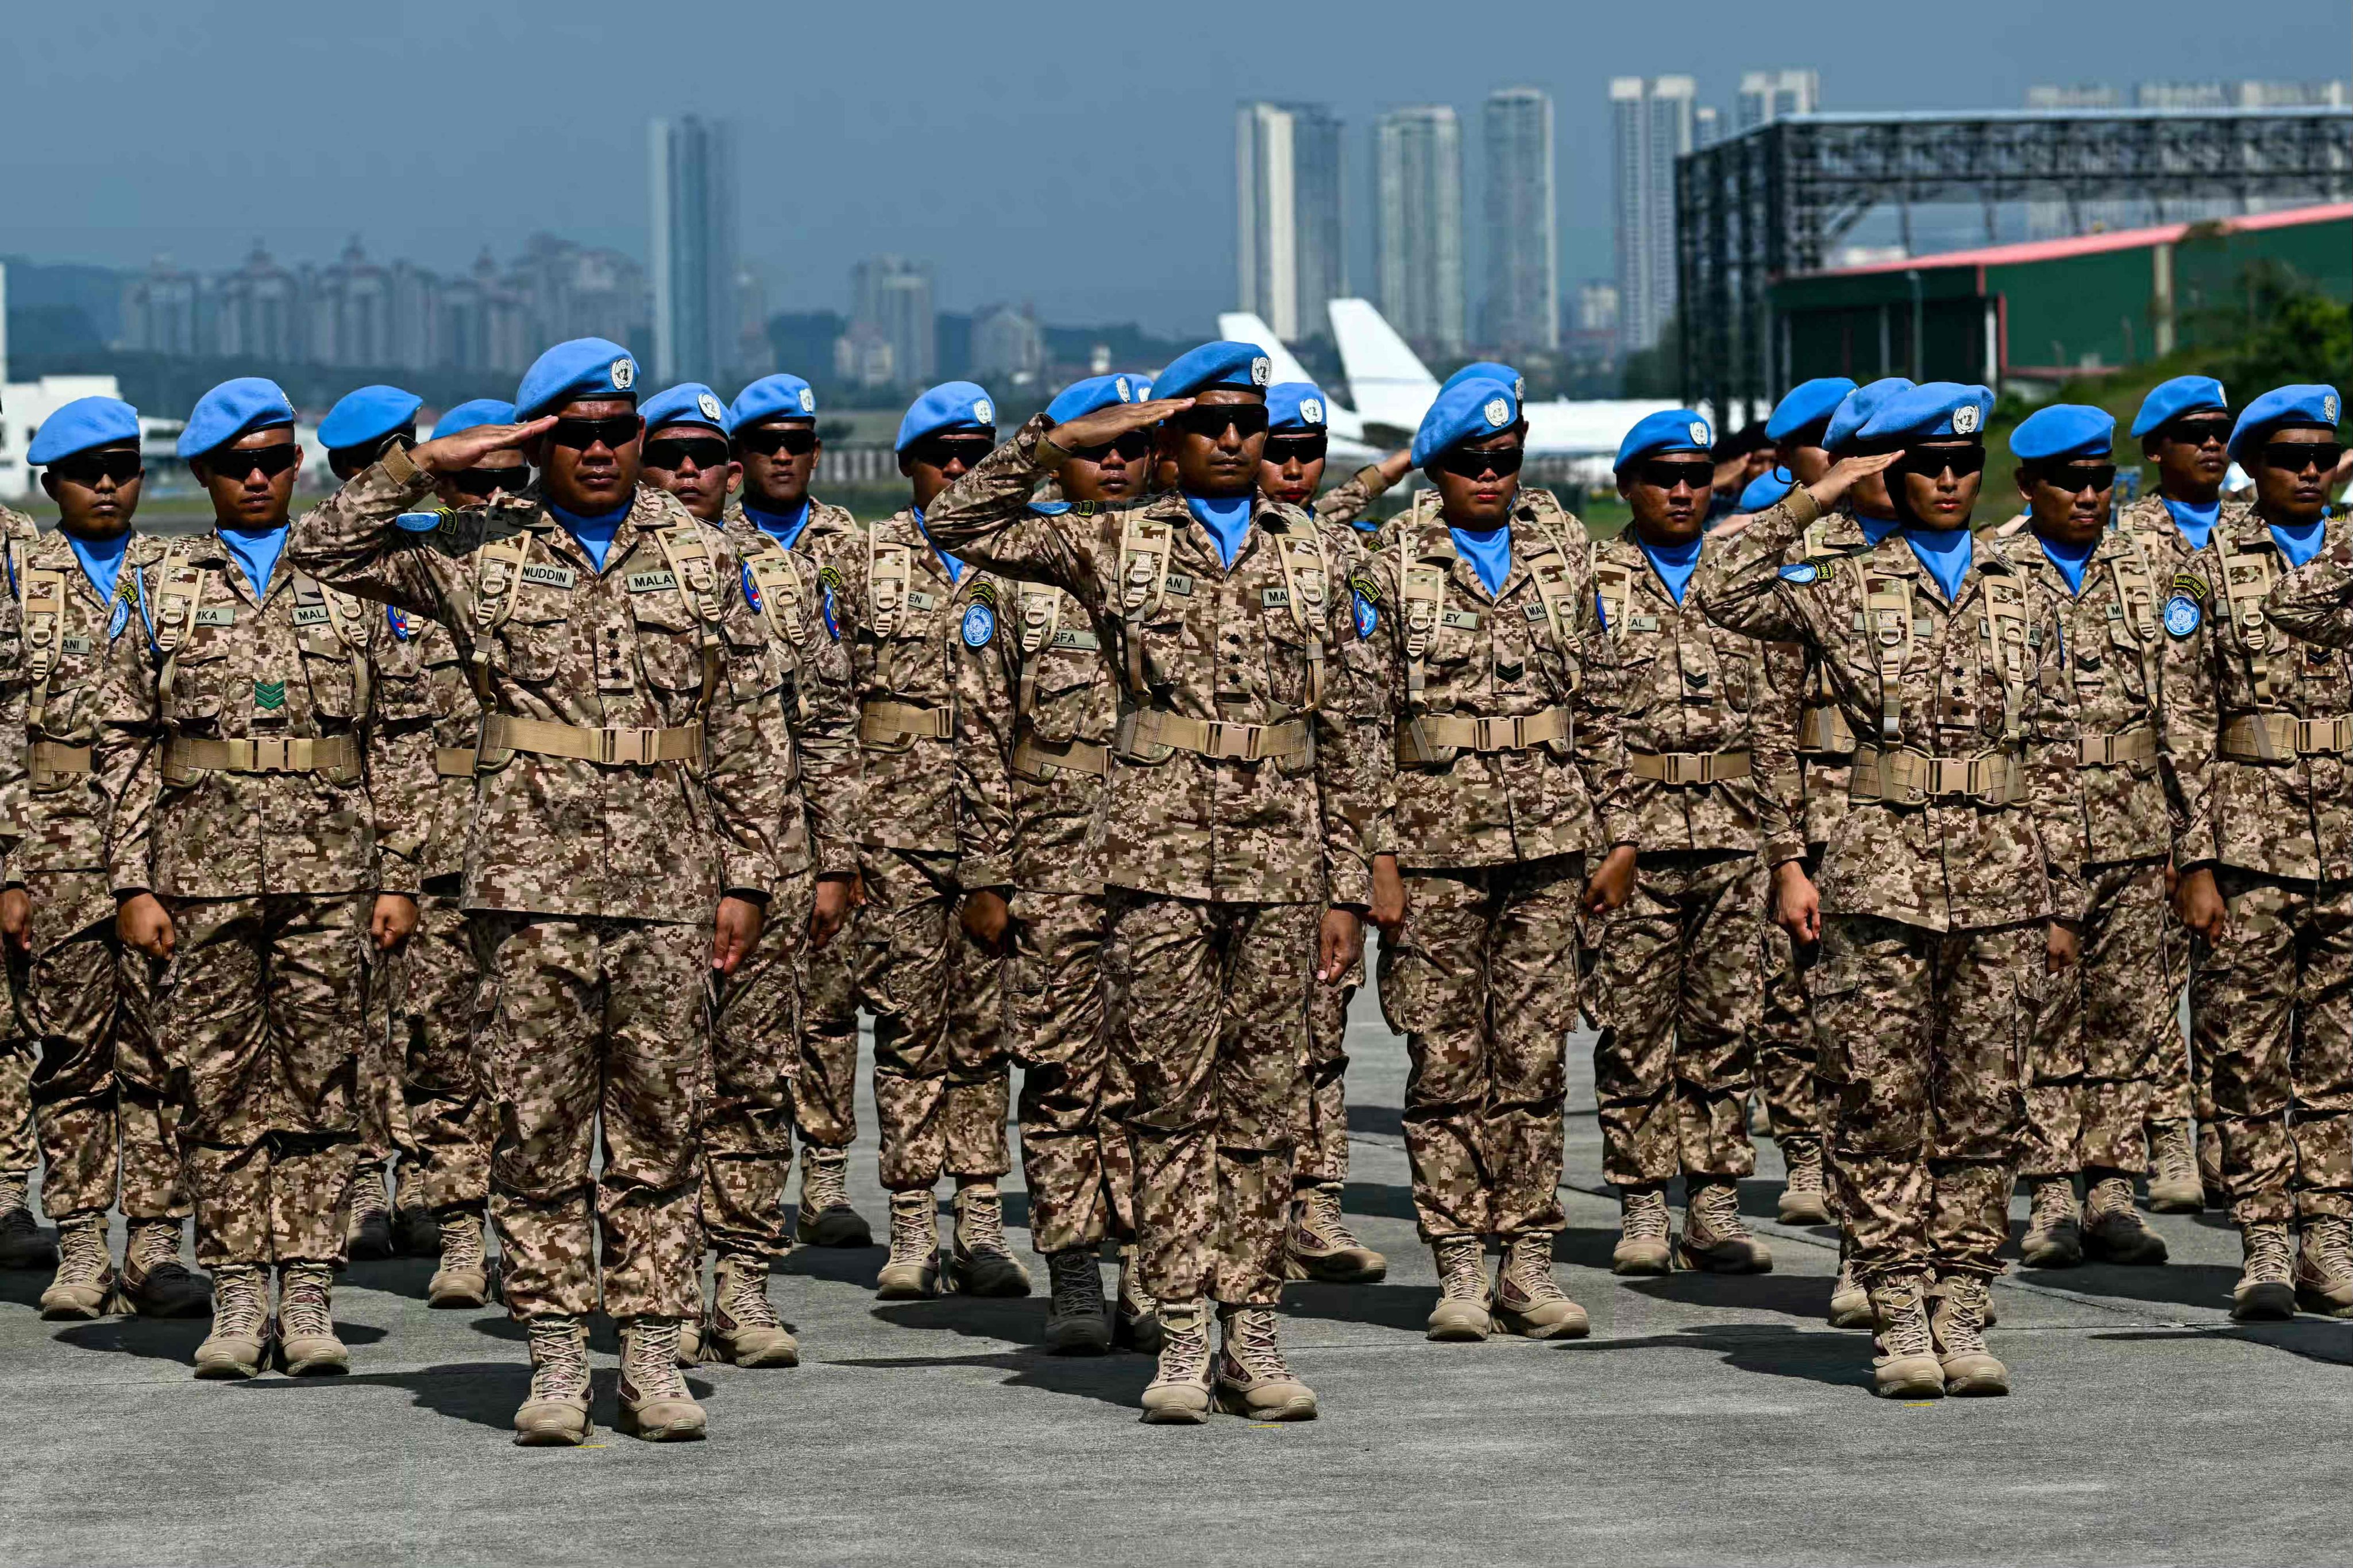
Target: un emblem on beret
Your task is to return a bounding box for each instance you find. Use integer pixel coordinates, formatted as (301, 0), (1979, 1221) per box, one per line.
(1513, 376), (1527, 400)
(1251, 357), (1271, 386)
(1688, 420), (1711, 446)
(1952, 404), (1982, 435)
(2328, 394), (2342, 424)
(1484, 397), (1510, 428)
(1303, 397), (1325, 425)
(974, 398), (994, 424)
(798, 387), (816, 413)
(1116, 376), (1132, 403)
(610, 357), (635, 391)
(697, 392), (724, 422)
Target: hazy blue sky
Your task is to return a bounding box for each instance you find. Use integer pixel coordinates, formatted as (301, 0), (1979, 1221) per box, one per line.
(13, 2), (2348, 334)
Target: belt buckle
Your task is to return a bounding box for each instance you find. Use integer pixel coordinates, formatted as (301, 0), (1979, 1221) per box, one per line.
(250, 736), (290, 773)
(1471, 716), (1498, 752)
(601, 728), (654, 766)
(1660, 752), (1692, 786)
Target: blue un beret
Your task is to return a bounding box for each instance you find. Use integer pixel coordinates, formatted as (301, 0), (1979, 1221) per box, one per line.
(1824, 379), (1913, 453)
(514, 338), (641, 422)
(1046, 374), (1137, 424)
(1858, 381), (1995, 444)
(1152, 341), (1272, 401)
(431, 399), (516, 441)
(2011, 404), (2115, 464)
(1615, 408), (1716, 472)
(896, 382), (997, 453)
(2131, 375), (2229, 440)
(178, 377), (296, 460)
(1766, 378), (1858, 442)
(2229, 384), (2343, 463)
(318, 384), (422, 451)
(1267, 382), (1330, 434)
(1413, 379), (1522, 468)
(1440, 361), (1526, 401)
(641, 383), (731, 438)
(28, 396), (140, 465)
(727, 373), (819, 434)
(1738, 468), (1796, 512)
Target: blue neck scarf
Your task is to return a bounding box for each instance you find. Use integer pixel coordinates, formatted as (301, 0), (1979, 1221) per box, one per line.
(1449, 525), (1513, 597)
(745, 499), (812, 553)
(1636, 531), (1704, 606)
(1903, 525), (1974, 602)
(1183, 492), (1253, 571)
(67, 530), (131, 609)
(218, 523), (289, 599)
(913, 508), (962, 582)
(2271, 515), (2327, 569)
(549, 501), (629, 571)
(2036, 532), (2097, 596)
(2163, 497), (2221, 552)
(1858, 512), (1902, 547)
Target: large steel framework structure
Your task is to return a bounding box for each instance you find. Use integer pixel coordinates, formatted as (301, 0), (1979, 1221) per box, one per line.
(1675, 107), (2353, 418)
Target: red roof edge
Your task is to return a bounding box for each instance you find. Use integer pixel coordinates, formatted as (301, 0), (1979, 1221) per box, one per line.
(1806, 201), (2353, 278)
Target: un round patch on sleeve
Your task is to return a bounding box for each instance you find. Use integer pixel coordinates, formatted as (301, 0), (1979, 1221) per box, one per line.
(108, 597), (131, 641)
(2163, 593), (2202, 638)
(394, 510), (442, 533)
(1353, 590), (1379, 638)
(962, 601), (996, 647)
(1779, 562), (1818, 584)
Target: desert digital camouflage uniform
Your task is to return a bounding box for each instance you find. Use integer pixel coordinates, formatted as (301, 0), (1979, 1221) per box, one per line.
(925, 415), (1378, 1308)
(97, 526), (413, 1275)
(10, 528), (186, 1237)
(285, 449), (786, 1324)
(0, 511), (37, 1238)
(1352, 487), (1629, 1239)
(1696, 489), (2085, 1291)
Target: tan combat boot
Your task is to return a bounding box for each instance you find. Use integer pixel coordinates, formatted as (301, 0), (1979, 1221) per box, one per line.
(1042, 1248), (1111, 1355)
(2198, 1122), (2227, 1209)
(1425, 1236), (1492, 1342)
(1613, 1187), (1673, 1276)
(2082, 1175), (2169, 1265)
(1928, 1275), (2009, 1396)
(1286, 1182), (1387, 1283)
(2020, 1178), (2083, 1268)
(1494, 1233), (1590, 1340)
(2232, 1222), (2296, 1321)
(276, 1262), (349, 1375)
(193, 1264), (272, 1379)
(1868, 1277), (1946, 1399)
(0, 1173), (56, 1270)
(1828, 1257), (1874, 1328)
(1139, 1299), (1213, 1423)
(2294, 1216), (2353, 1318)
(1214, 1306), (1318, 1421)
(709, 1253), (800, 1366)
(1776, 1135), (1831, 1226)
(616, 1319), (707, 1441)
(120, 1218), (210, 1317)
(514, 1316), (593, 1446)
(427, 1211), (492, 1308)
(950, 1183), (1031, 1297)
(1678, 1180), (1773, 1274)
(794, 1146), (873, 1249)
(345, 1167), (394, 1261)
(1113, 1244), (1161, 1354)
(39, 1215), (119, 1320)
(875, 1189), (940, 1300)
(2144, 1121), (2203, 1214)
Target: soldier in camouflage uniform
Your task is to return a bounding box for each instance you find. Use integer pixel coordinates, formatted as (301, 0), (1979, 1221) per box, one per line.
(638, 383), (740, 526)
(0, 495), (53, 1276)
(1588, 410), (1803, 1279)
(99, 378), (418, 1382)
(2187, 384), (2353, 1320)
(1350, 379), (1631, 1342)
(288, 338), (791, 1443)
(9, 399), (205, 1320)
(926, 341), (1378, 1423)
(1698, 382), (2085, 1399)
(2004, 405), (2177, 1272)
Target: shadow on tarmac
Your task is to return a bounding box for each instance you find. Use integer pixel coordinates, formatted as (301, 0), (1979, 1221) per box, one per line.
(225, 1363), (719, 1432)
(1554, 1323), (1869, 1389)
(55, 1313), (387, 1361)
(2092, 1323), (2353, 1368)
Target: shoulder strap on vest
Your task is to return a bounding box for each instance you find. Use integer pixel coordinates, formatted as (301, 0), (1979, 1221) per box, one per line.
(649, 521), (724, 712)
(1979, 570), (2031, 745)
(1398, 521), (1446, 709)
(19, 565), (66, 732)
(1591, 551), (1635, 640)
(151, 542), (210, 722)
(1861, 565), (1914, 743)
(2105, 531), (2160, 644)
(1269, 520), (1329, 709)
(1013, 585), (1062, 720)
(468, 530), (535, 701)
(2212, 528), (2283, 704)
(1116, 509), (1175, 696)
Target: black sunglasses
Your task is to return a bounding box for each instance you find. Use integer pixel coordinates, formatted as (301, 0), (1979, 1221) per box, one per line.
(51, 450), (144, 487)
(207, 442), (303, 480)
(1436, 445), (1527, 480)
(642, 437), (731, 472)
(451, 465), (530, 497)
(1263, 434), (1329, 466)
(1069, 430), (1154, 462)
(2161, 416), (2234, 447)
(1631, 457), (1712, 491)
(1171, 404), (1271, 440)
(907, 435), (994, 469)
(2263, 441), (2344, 475)
(2033, 462), (2117, 493)
(548, 415), (641, 452)
(737, 424), (819, 458)
(1893, 446), (1988, 480)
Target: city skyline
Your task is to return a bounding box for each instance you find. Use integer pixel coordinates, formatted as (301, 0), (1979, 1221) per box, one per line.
(1374, 106), (1465, 354)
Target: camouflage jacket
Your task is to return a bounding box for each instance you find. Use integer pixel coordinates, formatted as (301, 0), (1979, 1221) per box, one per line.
(924, 415), (1380, 907)
(96, 525), (406, 901)
(366, 609), (471, 885)
(1695, 489), (2086, 932)
(3, 520), (115, 879)
(1780, 506), (1881, 852)
(2117, 492), (2249, 586)
(2174, 509), (2353, 882)
(1592, 530), (1802, 863)
(282, 446), (788, 922)
(2009, 530), (2174, 868)
(1311, 464), (1398, 532)
(1352, 487), (1631, 870)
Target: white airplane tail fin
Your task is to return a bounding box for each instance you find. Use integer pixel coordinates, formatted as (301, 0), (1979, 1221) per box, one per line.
(1217, 312), (1318, 391)
(1326, 298), (1440, 434)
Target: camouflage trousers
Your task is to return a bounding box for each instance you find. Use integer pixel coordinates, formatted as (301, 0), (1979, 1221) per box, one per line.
(2021, 858), (2180, 1180)
(1378, 857), (1580, 1241)
(1590, 851), (1763, 1188)
(1293, 910), (1357, 1189)
(796, 888), (861, 1155)
(857, 847), (1010, 1191)
(475, 913), (711, 1322)
(1105, 890), (1311, 1306)
(16, 870), (184, 1223)
(0, 1038), (31, 1183)
(2191, 869), (2353, 1227)
(1008, 890), (1136, 1254)
(161, 893), (371, 1269)
(1816, 913), (2035, 1285)
(382, 886), (491, 1215)
(1755, 853), (1823, 1145)
(706, 870), (815, 1260)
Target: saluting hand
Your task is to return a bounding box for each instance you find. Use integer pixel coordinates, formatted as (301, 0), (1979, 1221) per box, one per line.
(1046, 397), (1196, 455)
(411, 418), (559, 478)
(1805, 449), (1903, 512)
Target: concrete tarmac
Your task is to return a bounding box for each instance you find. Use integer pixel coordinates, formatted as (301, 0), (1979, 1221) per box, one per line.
(1, 990), (2348, 1567)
